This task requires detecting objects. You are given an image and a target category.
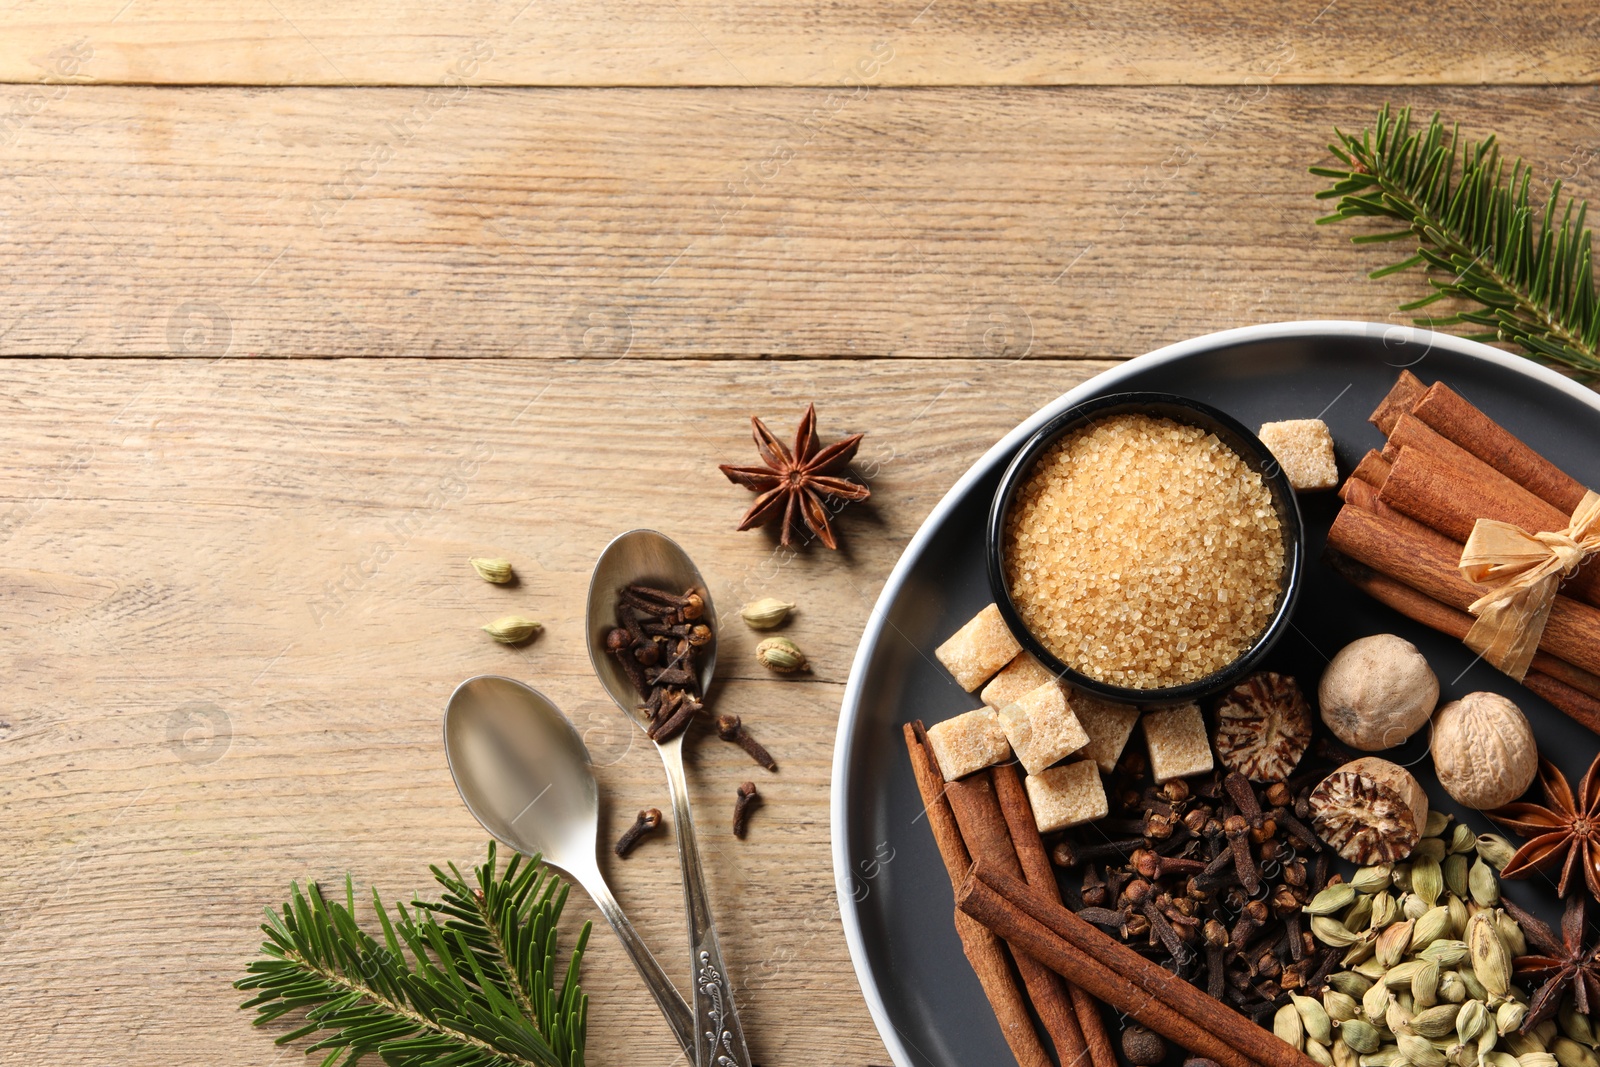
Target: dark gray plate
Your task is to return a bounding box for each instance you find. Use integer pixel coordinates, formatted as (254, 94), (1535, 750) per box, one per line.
(831, 321), (1600, 1067)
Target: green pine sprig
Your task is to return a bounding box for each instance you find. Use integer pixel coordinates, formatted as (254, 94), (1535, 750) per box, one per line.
(237, 842), (590, 1067)
(1312, 103), (1600, 379)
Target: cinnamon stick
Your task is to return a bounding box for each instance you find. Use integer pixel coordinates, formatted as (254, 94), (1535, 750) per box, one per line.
(904, 724), (1051, 1067)
(993, 763), (1113, 1067)
(1378, 436), (1600, 606)
(1327, 503), (1600, 677)
(959, 863), (1314, 1067)
(1522, 672), (1600, 735)
(948, 768), (1089, 1067)
(1370, 369), (1426, 435)
(1350, 449), (1392, 489)
(1411, 380), (1588, 513)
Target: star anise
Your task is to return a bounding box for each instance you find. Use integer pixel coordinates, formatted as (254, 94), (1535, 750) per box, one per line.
(718, 403), (870, 550)
(1489, 754), (1600, 900)
(1502, 894), (1600, 1029)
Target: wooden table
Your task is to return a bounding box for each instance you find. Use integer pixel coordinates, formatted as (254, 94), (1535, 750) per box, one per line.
(0, 4), (1590, 1063)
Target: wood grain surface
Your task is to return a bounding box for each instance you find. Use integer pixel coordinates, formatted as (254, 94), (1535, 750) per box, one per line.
(2, 85), (1597, 360)
(0, 0), (1593, 86)
(0, 2), (1593, 1065)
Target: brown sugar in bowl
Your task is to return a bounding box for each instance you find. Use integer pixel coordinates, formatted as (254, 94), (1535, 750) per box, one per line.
(985, 392), (1304, 706)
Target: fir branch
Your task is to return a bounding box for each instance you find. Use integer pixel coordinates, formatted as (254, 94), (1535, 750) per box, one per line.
(1311, 103), (1600, 379)
(237, 842), (589, 1067)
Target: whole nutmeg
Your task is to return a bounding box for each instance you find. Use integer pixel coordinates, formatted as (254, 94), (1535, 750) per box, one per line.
(1121, 1024), (1167, 1066)
(1430, 691), (1537, 809)
(1318, 634), (1438, 751)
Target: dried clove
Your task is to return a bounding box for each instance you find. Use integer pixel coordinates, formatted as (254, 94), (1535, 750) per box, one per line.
(732, 781), (760, 838)
(716, 713), (777, 771)
(614, 808), (663, 857)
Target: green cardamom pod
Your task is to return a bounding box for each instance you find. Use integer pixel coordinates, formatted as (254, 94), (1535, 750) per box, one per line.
(1476, 834), (1517, 872)
(1448, 894), (1471, 939)
(469, 557), (515, 584)
(1505, 1033), (1549, 1057)
(1392, 863), (1414, 893)
(1297, 994), (1335, 1044)
(1485, 1054), (1524, 1067)
(1362, 1048), (1408, 1067)
(1457, 1001), (1492, 1045)
(1444, 853), (1470, 900)
(1421, 939), (1469, 967)
(1278, 1002), (1307, 1050)
(1404, 893), (1433, 922)
(1331, 972), (1375, 999)
(755, 636), (808, 673)
(1350, 951), (1385, 976)
(1400, 1033), (1448, 1067)
(1520, 1053), (1562, 1067)
(482, 615), (542, 644)
(1468, 912), (1512, 996)
(1371, 892), (1400, 931)
(1385, 1000), (1412, 1039)
(1470, 859), (1501, 908)
(1499, 1002), (1530, 1037)
(1497, 910), (1526, 957)
(1352, 865), (1395, 894)
(1414, 906), (1453, 951)
(1457, 969), (1487, 1003)
(1412, 959), (1441, 1009)
(1307, 883), (1360, 915)
(1412, 1004), (1463, 1039)
(1343, 1021), (1382, 1055)
(1308, 1040), (1336, 1067)
(1316, 915), (1366, 948)
(1326, 991), (1361, 1023)
(1377, 919), (1415, 968)
(739, 597), (795, 629)
(1346, 895), (1375, 933)
(1436, 970), (1467, 1004)
(1539, 1023), (1564, 1048)
(1425, 811), (1453, 838)
(1334, 1039), (1361, 1067)
(1383, 960), (1428, 989)
(1558, 1001), (1596, 1046)
(1413, 856), (1446, 906)
(1449, 823), (1479, 855)
(1364, 982), (1393, 1025)
(1553, 1039), (1600, 1067)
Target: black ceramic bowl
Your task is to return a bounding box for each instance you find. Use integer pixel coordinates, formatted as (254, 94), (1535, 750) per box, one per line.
(985, 391), (1306, 706)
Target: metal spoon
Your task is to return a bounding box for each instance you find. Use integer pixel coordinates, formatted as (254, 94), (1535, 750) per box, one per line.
(442, 674), (695, 1054)
(586, 529), (755, 1067)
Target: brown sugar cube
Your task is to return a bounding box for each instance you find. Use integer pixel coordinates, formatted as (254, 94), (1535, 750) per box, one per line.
(1258, 418), (1338, 491)
(1071, 692), (1142, 774)
(935, 604), (1023, 691)
(925, 708), (1012, 781)
(1024, 760), (1109, 833)
(996, 681), (1090, 775)
(980, 652), (1060, 710)
(1141, 703), (1214, 782)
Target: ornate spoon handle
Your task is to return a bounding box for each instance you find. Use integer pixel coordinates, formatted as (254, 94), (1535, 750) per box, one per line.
(657, 733), (754, 1067)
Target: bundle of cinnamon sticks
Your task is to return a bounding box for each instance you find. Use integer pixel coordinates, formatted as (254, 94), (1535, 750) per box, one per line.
(904, 723), (1317, 1067)
(1327, 370), (1600, 733)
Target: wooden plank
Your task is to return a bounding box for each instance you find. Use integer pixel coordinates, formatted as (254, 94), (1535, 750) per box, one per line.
(0, 355), (1113, 1065)
(2, 84), (1593, 360)
(0, 0), (1591, 87)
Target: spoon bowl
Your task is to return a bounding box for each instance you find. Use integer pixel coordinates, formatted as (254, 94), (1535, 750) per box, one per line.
(443, 674), (694, 1054)
(585, 528), (717, 731)
(586, 529), (754, 1067)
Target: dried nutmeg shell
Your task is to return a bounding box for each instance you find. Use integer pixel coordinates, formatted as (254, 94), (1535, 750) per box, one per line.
(1121, 1024), (1167, 1066)
(755, 636), (808, 673)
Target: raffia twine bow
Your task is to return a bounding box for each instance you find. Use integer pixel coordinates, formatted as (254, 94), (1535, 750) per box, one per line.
(1459, 490), (1600, 680)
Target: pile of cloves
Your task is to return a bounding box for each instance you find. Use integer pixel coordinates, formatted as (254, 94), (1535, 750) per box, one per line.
(606, 582), (713, 742)
(1053, 748), (1351, 1025)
